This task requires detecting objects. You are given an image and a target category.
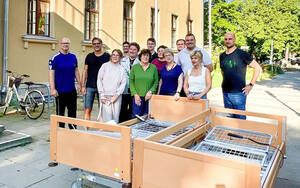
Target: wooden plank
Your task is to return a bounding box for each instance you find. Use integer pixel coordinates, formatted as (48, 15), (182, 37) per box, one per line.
(170, 125), (207, 147)
(263, 143), (285, 188)
(132, 139), (145, 187)
(50, 115), (58, 161)
(120, 126), (132, 182)
(211, 107), (285, 121)
(150, 95), (208, 122)
(56, 129), (123, 180)
(146, 109), (210, 142)
(52, 115), (123, 132)
(133, 139), (261, 188)
(213, 115), (278, 136)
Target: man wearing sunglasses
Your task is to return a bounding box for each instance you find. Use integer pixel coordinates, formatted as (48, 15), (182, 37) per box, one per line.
(81, 37), (110, 120)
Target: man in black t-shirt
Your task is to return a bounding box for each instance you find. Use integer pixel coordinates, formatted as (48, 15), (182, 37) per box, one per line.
(220, 32), (261, 119)
(81, 37), (110, 120)
(147, 38), (158, 63)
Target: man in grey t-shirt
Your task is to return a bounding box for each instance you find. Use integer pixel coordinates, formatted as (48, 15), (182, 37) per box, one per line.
(176, 33), (213, 74)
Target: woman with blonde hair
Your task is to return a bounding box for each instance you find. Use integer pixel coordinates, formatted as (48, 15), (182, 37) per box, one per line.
(184, 50), (211, 100)
(97, 49), (126, 123)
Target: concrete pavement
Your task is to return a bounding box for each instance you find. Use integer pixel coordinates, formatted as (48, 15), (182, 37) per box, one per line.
(0, 69), (300, 187)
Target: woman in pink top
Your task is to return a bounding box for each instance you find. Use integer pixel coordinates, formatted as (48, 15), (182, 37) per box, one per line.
(151, 45), (167, 76)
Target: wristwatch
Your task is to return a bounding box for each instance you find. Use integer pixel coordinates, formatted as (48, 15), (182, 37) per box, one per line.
(249, 83), (254, 87)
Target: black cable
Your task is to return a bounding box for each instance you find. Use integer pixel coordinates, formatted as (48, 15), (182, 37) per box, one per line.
(227, 132), (285, 165)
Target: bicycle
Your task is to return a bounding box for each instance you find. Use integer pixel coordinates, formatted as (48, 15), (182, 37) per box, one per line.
(0, 70), (45, 119)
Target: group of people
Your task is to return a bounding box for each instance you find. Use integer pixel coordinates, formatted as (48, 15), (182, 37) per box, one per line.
(49, 32), (261, 128)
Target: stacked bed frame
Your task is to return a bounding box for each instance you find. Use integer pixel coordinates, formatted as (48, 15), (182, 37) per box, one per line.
(50, 95), (286, 188)
(133, 107), (286, 188)
(50, 95), (209, 187)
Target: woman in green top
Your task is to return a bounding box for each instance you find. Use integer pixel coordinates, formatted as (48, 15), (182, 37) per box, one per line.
(130, 49), (159, 117)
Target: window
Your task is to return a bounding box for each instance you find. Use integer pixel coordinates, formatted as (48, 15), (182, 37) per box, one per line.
(171, 15), (178, 49)
(150, 8), (160, 38)
(27, 0), (50, 36)
(188, 19), (193, 34)
(85, 0), (99, 40)
(151, 8), (155, 38)
(123, 2), (133, 42)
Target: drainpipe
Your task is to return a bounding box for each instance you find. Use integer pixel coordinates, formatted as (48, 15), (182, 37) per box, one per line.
(2, 0), (9, 92)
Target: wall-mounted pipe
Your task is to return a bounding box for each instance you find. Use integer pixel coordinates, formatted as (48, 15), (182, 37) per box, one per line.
(2, 0), (9, 92)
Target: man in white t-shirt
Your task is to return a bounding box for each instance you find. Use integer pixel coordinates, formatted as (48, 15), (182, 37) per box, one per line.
(176, 33), (213, 74)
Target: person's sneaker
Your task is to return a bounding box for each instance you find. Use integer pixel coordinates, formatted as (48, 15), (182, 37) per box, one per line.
(48, 162), (58, 167)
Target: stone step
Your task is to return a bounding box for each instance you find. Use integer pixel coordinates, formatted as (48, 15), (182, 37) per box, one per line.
(0, 129), (32, 151)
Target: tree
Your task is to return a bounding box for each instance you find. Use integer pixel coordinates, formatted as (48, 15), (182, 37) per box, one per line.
(204, 0), (246, 48)
(241, 0), (300, 59)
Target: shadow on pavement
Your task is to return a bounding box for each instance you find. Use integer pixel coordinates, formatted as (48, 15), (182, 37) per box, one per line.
(265, 90), (300, 117)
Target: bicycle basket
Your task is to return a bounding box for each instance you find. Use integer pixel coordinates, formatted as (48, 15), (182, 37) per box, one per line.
(14, 78), (22, 89)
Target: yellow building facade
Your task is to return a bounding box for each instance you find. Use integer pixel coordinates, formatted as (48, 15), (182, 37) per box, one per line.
(0, 0), (204, 86)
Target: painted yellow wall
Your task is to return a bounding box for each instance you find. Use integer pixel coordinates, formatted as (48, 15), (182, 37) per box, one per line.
(100, 0), (124, 50)
(1, 0), (203, 83)
(6, 0), (93, 83)
(134, 0), (204, 49)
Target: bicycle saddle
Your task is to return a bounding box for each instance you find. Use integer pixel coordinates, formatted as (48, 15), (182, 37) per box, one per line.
(24, 81), (35, 86)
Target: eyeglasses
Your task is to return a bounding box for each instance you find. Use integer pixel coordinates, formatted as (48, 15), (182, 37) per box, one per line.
(61, 42), (70, 45)
(92, 43), (101, 45)
(112, 54), (120, 57)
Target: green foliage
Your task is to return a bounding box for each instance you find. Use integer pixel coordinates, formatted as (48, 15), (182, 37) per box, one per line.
(205, 0), (300, 59)
(241, 0), (300, 59)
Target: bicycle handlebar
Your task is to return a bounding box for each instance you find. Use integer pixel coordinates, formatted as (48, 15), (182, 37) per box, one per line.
(6, 70), (30, 79)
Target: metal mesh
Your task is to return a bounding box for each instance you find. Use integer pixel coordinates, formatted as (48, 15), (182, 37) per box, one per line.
(130, 119), (194, 143)
(204, 126), (272, 152)
(190, 126), (278, 186)
(193, 142), (265, 165)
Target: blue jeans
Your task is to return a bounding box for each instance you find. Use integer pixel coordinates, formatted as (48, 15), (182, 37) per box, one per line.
(223, 92), (246, 119)
(189, 91), (207, 99)
(132, 97), (149, 118)
(84, 87), (99, 109)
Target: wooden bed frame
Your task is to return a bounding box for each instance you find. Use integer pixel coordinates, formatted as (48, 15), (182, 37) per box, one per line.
(50, 95), (208, 184)
(132, 107), (287, 188)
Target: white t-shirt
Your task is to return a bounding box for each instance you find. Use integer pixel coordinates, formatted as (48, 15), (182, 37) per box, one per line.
(176, 47), (212, 75)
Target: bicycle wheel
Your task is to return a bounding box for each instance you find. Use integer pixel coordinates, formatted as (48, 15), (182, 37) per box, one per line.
(24, 90), (45, 119)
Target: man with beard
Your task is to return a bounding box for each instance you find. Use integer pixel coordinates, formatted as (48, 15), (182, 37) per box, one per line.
(81, 37), (110, 120)
(176, 33), (213, 74)
(220, 32), (261, 119)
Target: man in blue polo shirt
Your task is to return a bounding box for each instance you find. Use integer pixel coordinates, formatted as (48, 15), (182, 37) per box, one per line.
(49, 37), (81, 129)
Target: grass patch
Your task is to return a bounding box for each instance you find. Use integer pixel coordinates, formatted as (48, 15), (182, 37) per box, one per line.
(211, 63), (284, 88)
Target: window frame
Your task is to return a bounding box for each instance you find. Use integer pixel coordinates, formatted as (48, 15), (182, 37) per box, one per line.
(84, 0), (100, 41)
(188, 19), (193, 34)
(123, 1), (134, 42)
(171, 14), (178, 49)
(27, 0), (51, 37)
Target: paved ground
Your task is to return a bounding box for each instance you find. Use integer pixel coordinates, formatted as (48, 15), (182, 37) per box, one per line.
(0, 69), (300, 187)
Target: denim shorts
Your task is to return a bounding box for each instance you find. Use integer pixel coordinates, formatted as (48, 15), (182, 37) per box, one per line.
(189, 91), (207, 99)
(84, 87), (99, 109)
